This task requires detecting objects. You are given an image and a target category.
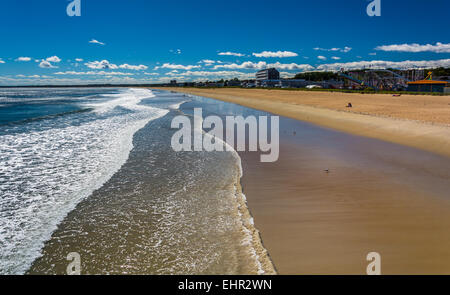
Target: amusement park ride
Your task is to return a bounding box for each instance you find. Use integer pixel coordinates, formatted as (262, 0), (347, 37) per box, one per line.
(338, 68), (427, 91)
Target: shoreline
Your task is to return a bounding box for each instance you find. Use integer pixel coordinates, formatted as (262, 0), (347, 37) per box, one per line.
(238, 116), (450, 274)
(154, 87), (450, 159)
(156, 88), (450, 274)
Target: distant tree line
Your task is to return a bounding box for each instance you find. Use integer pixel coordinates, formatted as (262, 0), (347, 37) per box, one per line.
(293, 72), (340, 81)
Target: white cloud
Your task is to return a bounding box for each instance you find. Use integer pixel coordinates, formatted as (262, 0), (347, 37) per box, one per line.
(268, 62), (315, 71)
(314, 46), (352, 53)
(85, 60), (148, 70)
(214, 61), (266, 70)
(75, 58), (84, 62)
(218, 51), (245, 57)
(211, 58), (450, 72)
(160, 70), (254, 80)
(39, 60), (57, 68)
(318, 56), (327, 60)
(317, 58), (450, 71)
(198, 59), (216, 66)
(280, 72), (296, 78)
(369, 53), (377, 56)
(85, 60), (118, 70)
(375, 42), (450, 53)
(252, 51), (298, 58)
(118, 64), (148, 70)
(170, 49), (182, 54)
(331, 56), (341, 60)
(89, 39), (105, 46)
(0, 75), (156, 86)
(171, 70), (245, 76)
(144, 72), (159, 76)
(16, 74), (41, 78)
(16, 57), (32, 62)
(157, 63), (201, 70)
(46, 56), (61, 63)
(0, 59), (4, 64)
(214, 61), (314, 71)
(54, 71), (134, 76)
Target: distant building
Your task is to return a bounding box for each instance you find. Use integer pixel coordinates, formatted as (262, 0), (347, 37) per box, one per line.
(256, 68), (280, 81)
(170, 80), (177, 85)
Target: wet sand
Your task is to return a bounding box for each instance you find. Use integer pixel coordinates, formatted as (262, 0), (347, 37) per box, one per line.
(156, 88), (450, 274)
(155, 88), (450, 158)
(239, 117), (450, 274)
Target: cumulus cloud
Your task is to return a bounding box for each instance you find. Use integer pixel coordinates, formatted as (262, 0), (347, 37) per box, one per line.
(118, 64), (148, 70)
(198, 59), (217, 66)
(85, 60), (118, 70)
(16, 57), (32, 62)
(170, 70), (247, 76)
(280, 72), (296, 78)
(316, 58), (450, 71)
(15, 74), (42, 78)
(156, 63), (201, 70)
(39, 60), (57, 68)
(213, 61), (314, 71)
(89, 39), (105, 45)
(212, 58), (450, 72)
(84, 60), (148, 71)
(161, 70), (254, 80)
(0, 75), (151, 86)
(331, 56), (341, 60)
(314, 46), (352, 53)
(213, 61), (266, 70)
(54, 71), (134, 76)
(268, 62), (315, 71)
(318, 56), (327, 60)
(375, 42), (450, 53)
(252, 51), (298, 58)
(218, 51), (245, 57)
(0, 59), (4, 64)
(75, 58), (84, 62)
(46, 56), (61, 63)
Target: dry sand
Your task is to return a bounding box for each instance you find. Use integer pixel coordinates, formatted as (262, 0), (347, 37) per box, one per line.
(155, 87), (450, 274)
(155, 88), (450, 158)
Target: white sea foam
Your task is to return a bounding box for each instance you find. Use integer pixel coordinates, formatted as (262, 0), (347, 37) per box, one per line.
(195, 121), (265, 274)
(0, 88), (168, 274)
(168, 100), (189, 110)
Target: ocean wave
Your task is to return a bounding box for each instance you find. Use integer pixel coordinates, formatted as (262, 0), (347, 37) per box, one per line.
(195, 113), (275, 275)
(0, 88), (168, 274)
(168, 100), (190, 110)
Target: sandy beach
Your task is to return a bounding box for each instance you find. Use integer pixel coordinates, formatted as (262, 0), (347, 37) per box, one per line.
(155, 87), (450, 274)
(155, 88), (450, 158)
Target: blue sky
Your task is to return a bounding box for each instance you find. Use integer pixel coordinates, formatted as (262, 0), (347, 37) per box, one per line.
(0, 0), (449, 85)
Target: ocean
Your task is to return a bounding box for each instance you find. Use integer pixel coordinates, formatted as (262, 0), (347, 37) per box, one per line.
(0, 88), (275, 275)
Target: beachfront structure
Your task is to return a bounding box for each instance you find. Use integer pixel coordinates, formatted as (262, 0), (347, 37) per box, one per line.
(407, 80), (449, 93)
(256, 68), (280, 81)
